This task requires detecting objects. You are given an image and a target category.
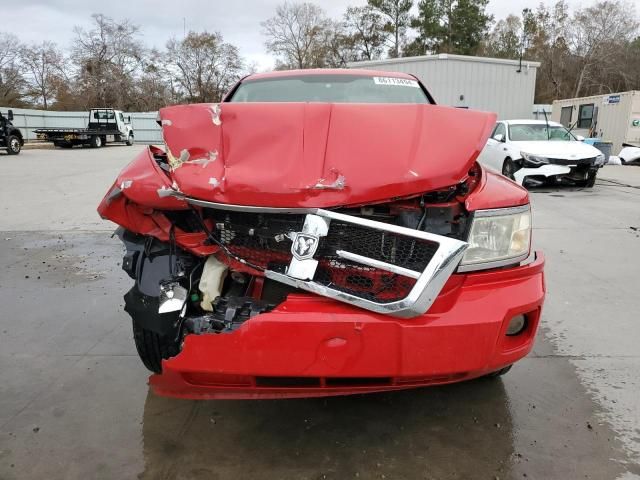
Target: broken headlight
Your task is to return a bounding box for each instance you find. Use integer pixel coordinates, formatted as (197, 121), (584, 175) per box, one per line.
(458, 205), (531, 272)
(520, 152), (550, 166)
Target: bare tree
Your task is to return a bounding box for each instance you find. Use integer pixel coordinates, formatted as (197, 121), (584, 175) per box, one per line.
(133, 49), (175, 111)
(570, 0), (639, 96)
(323, 21), (360, 67)
(523, 1), (573, 102)
(262, 2), (332, 69)
(0, 33), (26, 107)
(368, 0), (413, 58)
(344, 6), (387, 60)
(482, 15), (522, 59)
(165, 31), (243, 103)
(72, 14), (144, 109)
(20, 42), (65, 109)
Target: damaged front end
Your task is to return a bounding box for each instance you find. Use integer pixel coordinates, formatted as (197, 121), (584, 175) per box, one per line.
(105, 165), (477, 365)
(99, 99), (542, 398)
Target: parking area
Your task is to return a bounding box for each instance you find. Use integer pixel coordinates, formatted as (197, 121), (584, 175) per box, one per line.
(1, 146), (639, 479)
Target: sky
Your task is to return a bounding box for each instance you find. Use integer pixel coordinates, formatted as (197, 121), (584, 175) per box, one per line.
(2, 0), (559, 71)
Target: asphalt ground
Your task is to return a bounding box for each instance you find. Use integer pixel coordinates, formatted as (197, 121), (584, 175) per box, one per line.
(1, 145), (639, 479)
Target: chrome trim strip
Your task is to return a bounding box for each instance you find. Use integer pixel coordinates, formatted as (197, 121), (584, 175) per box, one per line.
(335, 250), (421, 279)
(456, 251), (530, 272)
(470, 204), (530, 218)
(272, 211), (467, 318)
(266, 235), (466, 319)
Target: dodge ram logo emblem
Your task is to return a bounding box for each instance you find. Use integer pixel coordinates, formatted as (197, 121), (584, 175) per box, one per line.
(291, 233), (319, 260)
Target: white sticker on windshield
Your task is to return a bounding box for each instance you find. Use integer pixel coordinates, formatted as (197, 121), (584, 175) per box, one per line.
(373, 77), (419, 88)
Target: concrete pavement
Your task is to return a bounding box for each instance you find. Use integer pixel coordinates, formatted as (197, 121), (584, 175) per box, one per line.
(1, 147), (639, 479)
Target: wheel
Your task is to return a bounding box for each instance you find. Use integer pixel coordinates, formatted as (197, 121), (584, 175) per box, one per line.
(126, 133), (134, 146)
(90, 135), (102, 148)
(579, 170), (597, 188)
(6, 135), (21, 155)
(485, 365), (513, 378)
(501, 158), (515, 180)
(132, 322), (180, 373)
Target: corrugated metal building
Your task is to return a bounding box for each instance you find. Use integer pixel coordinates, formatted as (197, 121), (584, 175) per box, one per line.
(551, 91), (640, 154)
(349, 54), (540, 120)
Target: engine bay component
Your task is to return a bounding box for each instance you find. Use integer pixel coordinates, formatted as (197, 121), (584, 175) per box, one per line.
(185, 296), (275, 333)
(198, 256), (228, 312)
(158, 281), (188, 314)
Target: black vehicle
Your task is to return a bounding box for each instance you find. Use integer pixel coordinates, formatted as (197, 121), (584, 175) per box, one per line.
(34, 108), (134, 148)
(0, 109), (23, 155)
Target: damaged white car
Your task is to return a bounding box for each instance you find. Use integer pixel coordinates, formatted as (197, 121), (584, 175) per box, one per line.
(478, 119), (606, 187)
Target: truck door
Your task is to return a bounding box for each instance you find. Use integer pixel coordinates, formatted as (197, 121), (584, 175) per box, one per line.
(117, 112), (127, 136)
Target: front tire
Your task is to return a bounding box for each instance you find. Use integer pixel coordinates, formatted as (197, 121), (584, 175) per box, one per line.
(486, 365), (513, 378)
(126, 133), (134, 146)
(90, 135), (102, 148)
(132, 321), (179, 374)
(6, 135), (21, 155)
(580, 170), (597, 188)
(502, 158), (515, 180)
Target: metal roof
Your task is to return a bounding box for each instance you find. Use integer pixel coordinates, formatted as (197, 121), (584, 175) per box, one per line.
(348, 53), (541, 69)
(247, 68), (416, 81)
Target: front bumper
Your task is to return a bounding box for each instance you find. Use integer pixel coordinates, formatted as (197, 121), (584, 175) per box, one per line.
(151, 253), (545, 399)
(514, 159), (602, 186)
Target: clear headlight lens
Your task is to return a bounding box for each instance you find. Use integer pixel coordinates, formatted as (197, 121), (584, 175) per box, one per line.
(460, 207), (531, 269)
(521, 152), (549, 165)
(595, 153), (605, 165)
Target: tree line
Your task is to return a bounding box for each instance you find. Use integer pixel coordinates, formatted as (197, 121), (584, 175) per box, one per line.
(1, 0), (638, 111)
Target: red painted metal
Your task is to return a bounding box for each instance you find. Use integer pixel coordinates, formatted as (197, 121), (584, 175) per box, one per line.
(158, 101), (496, 208)
(151, 253), (545, 399)
(465, 167), (529, 211)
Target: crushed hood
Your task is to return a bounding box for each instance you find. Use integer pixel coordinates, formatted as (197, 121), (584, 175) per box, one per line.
(159, 103), (496, 208)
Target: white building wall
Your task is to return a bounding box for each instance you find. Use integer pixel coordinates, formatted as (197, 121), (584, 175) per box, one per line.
(349, 54), (539, 120)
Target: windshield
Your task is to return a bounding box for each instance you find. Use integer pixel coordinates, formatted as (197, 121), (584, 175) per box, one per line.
(509, 123), (576, 142)
(228, 75), (431, 104)
(93, 110), (115, 120)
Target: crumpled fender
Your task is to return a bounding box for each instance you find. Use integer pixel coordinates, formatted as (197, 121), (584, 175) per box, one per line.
(465, 166), (529, 211)
(101, 145), (187, 210)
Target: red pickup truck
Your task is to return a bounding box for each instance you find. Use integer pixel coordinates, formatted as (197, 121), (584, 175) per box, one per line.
(98, 69), (545, 399)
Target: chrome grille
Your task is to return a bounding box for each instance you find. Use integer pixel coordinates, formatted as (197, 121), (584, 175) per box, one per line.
(201, 205), (468, 318)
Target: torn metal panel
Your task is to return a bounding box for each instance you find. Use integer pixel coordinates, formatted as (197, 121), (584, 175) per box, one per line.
(211, 104), (222, 126)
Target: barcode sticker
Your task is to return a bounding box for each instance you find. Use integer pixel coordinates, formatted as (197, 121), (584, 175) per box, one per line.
(373, 77), (419, 88)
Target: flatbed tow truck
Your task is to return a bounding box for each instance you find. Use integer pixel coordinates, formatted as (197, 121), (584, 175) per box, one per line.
(34, 108), (134, 148)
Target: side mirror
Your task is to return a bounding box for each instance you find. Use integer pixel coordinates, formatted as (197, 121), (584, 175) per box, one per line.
(127, 116), (131, 124)
(576, 135), (585, 141)
(7, 109), (14, 121)
(493, 133), (504, 142)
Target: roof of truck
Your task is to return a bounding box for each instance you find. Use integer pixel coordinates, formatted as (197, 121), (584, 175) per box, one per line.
(245, 68), (417, 81)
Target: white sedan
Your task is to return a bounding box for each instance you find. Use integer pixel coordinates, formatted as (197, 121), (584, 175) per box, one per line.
(477, 119), (606, 187)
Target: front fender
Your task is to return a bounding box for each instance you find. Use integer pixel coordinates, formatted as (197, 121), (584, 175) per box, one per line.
(9, 128), (24, 145)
